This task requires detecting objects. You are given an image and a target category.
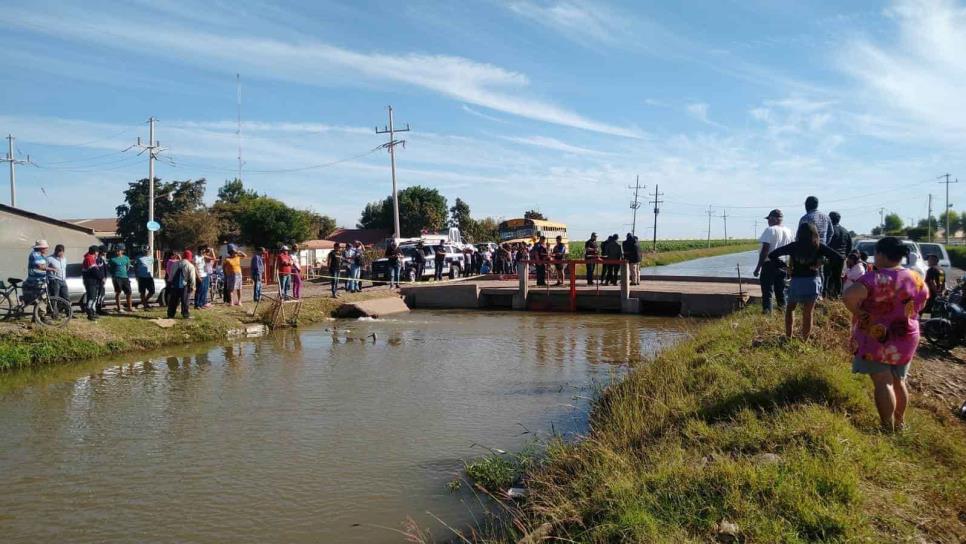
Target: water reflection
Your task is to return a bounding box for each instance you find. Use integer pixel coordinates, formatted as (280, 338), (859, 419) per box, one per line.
(0, 311), (686, 544)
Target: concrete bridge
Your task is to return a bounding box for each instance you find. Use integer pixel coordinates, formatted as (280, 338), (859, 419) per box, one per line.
(400, 263), (758, 317)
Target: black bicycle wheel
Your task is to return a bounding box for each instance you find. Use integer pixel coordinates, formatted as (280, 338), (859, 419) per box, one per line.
(34, 296), (73, 327)
(0, 291), (17, 321)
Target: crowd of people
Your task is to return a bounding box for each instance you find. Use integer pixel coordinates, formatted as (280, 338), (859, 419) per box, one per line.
(753, 195), (937, 431)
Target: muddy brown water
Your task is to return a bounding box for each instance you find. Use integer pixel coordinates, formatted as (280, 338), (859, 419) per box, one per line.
(0, 310), (688, 543)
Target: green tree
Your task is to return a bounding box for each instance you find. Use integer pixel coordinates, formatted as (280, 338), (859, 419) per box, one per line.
(357, 186), (448, 236)
(116, 177), (207, 251)
(237, 197), (315, 248)
(904, 226), (928, 241)
(163, 209), (220, 249)
(317, 215), (338, 238)
(449, 198), (472, 228)
(939, 210), (959, 237)
(212, 178), (259, 243)
(524, 209), (546, 220)
(883, 213), (903, 234)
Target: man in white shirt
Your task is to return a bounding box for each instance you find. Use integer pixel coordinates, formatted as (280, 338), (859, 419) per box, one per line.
(753, 209), (793, 313)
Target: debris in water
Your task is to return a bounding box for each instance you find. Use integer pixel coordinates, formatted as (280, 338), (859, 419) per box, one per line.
(506, 487), (528, 499)
(470, 443), (507, 455)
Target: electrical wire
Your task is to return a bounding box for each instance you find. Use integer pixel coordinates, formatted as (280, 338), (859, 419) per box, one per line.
(166, 145), (383, 175)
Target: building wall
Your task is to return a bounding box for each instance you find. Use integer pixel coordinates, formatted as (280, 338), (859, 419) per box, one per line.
(0, 209), (102, 280)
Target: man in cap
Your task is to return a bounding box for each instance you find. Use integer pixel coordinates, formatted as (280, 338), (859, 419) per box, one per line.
(753, 209), (794, 313)
(277, 245), (294, 299)
(24, 240), (50, 288)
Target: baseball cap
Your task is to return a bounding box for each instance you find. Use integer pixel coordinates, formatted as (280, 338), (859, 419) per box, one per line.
(765, 209), (783, 219)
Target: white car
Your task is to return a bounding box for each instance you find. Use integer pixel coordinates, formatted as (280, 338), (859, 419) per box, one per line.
(853, 239), (927, 277)
(64, 264), (167, 308)
(917, 242), (951, 269)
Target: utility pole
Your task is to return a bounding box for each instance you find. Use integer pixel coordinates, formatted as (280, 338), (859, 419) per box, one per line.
(721, 209), (729, 241)
(135, 118), (166, 263)
(928, 193), (933, 242)
(706, 206), (714, 247)
(649, 184), (663, 252)
(2, 135), (31, 207)
(754, 219), (759, 239)
(628, 175), (644, 236)
(879, 207), (885, 233)
(376, 106), (410, 241)
(938, 174), (958, 244)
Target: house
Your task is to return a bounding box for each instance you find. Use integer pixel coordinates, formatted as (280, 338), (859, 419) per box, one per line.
(64, 217), (121, 246)
(0, 204), (102, 281)
(323, 228), (392, 249)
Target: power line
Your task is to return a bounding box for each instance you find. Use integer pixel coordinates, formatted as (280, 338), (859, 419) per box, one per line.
(628, 175), (644, 236)
(2, 135), (33, 207)
(649, 184), (663, 251)
(236, 73), (244, 181)
(375, 105), (410, 241)
(166, 145), (382, 174)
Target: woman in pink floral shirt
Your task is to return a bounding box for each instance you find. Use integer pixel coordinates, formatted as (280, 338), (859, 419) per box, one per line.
(843, 237), (927, 432)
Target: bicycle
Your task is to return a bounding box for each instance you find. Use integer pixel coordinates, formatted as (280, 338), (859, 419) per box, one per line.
(0, 277), (73, 327)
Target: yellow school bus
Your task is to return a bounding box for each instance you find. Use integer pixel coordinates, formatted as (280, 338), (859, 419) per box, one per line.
(497, 218), (569, 245)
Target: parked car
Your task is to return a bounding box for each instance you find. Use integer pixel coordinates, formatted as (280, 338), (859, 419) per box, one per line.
(917, 242), (951, 269)
(854, 239), (927, 277)
(371, 243), (466, 282)
(64, 264), (167, 308)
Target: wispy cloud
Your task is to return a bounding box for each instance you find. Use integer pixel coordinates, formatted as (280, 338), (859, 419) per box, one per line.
(506, 1), (632, 47)
(839, 0), (966, 143)
(461, 105), (511, 124)
(502, 135), (612, 156)
(1, 7), (640, 139)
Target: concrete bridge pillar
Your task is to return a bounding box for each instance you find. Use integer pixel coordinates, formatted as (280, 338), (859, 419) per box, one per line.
(512, 261), (529, 310)
(620, 263), (640, 314)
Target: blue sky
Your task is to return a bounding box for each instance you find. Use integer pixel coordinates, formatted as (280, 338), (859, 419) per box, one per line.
(1, 0), (964, 240)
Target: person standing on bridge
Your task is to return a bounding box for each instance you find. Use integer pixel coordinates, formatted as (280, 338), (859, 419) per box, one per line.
(604, 234), (623, 285)
(623, 233), (641, 286)
(531, 236), (549, 286)
(552, 235), (567, 286)
(584, 233), (599, 286)
(753, 209), (793, 314)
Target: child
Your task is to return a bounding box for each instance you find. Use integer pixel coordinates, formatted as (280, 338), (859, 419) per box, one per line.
(924, 254), (945, 315)
(842, 250), (866, 291)
(843, 237), (928, 432)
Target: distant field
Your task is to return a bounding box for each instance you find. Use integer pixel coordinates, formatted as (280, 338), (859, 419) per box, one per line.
(568, 239), (754, 259)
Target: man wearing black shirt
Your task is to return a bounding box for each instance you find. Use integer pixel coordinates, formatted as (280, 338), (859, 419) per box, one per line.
(531, 236), (549, 286)
(622, 233), (641, 286)
(584, 233), (599, 286)
(824, 211), (852, 298)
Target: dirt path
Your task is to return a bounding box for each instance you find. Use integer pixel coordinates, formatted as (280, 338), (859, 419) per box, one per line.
(910, 344), (966, 418)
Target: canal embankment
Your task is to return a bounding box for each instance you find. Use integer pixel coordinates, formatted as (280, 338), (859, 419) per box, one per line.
(485, 304), (966, 543)
(0, 288), (395, 370)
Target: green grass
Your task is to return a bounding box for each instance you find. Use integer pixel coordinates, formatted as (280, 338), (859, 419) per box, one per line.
(497, 305), (966, 543)
(0, 289), (391, 371)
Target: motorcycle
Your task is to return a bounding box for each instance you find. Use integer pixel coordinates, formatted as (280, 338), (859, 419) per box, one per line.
(923, 277), (966, 350)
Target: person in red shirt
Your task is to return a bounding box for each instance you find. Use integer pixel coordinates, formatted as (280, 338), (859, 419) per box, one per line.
(80, 245), (101, 320)
(277, 246), (294, 299)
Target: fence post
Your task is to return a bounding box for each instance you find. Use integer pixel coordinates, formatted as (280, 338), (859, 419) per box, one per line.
(568, 260), (577, 312)
(620, 262), (639, 314)
(512, 260), (528, 310)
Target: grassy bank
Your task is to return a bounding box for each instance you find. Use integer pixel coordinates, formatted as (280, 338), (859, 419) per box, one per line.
(486, 305), (966, 542)
(0, 289), (390, 371)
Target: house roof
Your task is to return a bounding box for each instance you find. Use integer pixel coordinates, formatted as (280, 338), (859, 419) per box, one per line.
(324, 228), (392, 246)
(1, 204), (96, 234)
(301, 239), (335, 250)
(64, 217), (119, 235)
